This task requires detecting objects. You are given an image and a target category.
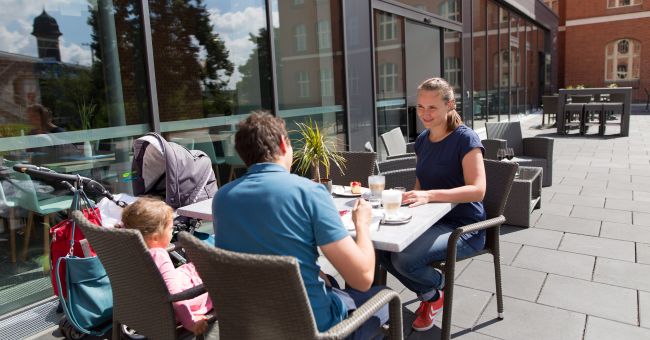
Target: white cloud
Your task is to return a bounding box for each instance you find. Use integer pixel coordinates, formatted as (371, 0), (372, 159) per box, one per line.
(0, 25), (30, 54)
(59, 38), (91, 66)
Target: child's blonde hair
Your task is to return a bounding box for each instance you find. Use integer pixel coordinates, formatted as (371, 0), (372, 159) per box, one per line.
(121, 197), (173, 237)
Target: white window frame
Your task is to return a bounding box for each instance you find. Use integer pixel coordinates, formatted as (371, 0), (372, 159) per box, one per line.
(444, 57), (461, 89)
(440, 1), (460, 21)
(317, 20), (331, 50)
(607, 0), (642, 8)
(294, 24), (307, 52)
(320, 67), (333, 97)
(379, 63), (398, 94)
(297, 71), (310, 98)
(378, 13), (396, 41)
(605, 38), (641, 81)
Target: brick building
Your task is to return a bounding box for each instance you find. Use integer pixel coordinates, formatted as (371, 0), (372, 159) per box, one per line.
(546, 0), (650, 102)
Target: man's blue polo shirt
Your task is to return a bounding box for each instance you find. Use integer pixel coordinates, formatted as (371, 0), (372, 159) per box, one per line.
(212, 163), (350, 331)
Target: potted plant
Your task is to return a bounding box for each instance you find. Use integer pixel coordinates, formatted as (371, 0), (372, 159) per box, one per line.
(292, 119), (346, 192)
(77, 98), (97, 157)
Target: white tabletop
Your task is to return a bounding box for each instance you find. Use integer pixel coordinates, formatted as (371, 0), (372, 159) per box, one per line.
(176, 196), (454, 253)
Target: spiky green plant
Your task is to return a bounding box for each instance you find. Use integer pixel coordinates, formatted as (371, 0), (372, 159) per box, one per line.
(77, 98), (97, 131)
(292, 119), (346, 182)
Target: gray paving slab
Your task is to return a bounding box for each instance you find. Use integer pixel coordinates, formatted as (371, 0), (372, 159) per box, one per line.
(570, 165), (610, 173)
(584, 316), (650, 340)
(541, 184), (582, 195)
(634, 190), (650, 202)
(586, 172), (630, 182)
(536, 202), (574, 217)
(634, 212), (650, 227)
(580, 186), (632, 200)
(538, 274), (638, 325)
(640, 291), (650, 329)
(570, 205), (632, 224)
(606, 198), (650, 213)
(500, 227), (563, 250)
(456, 260), (546, 302)
(554, 170), (587, 179)
(534, 214), (600, 236)
(593, 257), (650, 291)
(473, 241), (521, 265)
(632, 175), (650, 185)
(600, 221), (650, 244)
(475, 296), (585, 340)
(400, 285), (492, 329)
(558, 233), (636, 262)
(560, 178), (607, 189)
(638, 243), (650, 265)
(511, 245), (595, 280)
(608, 180), (642, 191)
(550, 193), (604, 208)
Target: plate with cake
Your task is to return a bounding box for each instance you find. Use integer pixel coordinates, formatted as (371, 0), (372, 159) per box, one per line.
(332, 181), (368, 197)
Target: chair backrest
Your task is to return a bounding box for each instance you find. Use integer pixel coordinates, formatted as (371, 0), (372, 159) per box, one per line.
(377, 156), (417, 173)
(71, 211), (178, 339)
(178, 232), (320, 339)
(482, 159), (517, 219)
(484, 121), (524, 156)
(542, 96), (558, 114)
(380, 127), (407, 156)
(383, 168), (416, 190)
(320, 151), (377, 187)
(610, 93), (625, 103)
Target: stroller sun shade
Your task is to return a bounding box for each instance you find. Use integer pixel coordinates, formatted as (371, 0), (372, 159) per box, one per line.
(132, 133), (218, 209)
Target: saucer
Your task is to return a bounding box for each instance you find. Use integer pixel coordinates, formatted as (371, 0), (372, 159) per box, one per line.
(380, 212), (412, 225)
(332, 185), (366, 197)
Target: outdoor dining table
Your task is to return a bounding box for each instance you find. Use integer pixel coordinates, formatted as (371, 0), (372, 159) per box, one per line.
(176, 194), (455, 253)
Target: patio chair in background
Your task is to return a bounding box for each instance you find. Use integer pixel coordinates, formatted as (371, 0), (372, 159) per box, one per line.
(376, 156), (416, 174)
(383, 168), (416, 190)
(178, 232), (404, 340)
(431, 159), (517, 340)
(319, 151), (376, 187)
(71, 211), (218, 340)
(541, 95), (558, 126)
(484, 121), (553, 187)
(380, 127), (416, 160)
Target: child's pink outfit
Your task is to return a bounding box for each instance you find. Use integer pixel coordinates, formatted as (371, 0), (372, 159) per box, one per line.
(149, 248), (213, 331)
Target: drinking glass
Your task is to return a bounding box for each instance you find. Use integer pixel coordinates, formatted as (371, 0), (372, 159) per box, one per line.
(381, 189), (402, 219)
(505, 147), (515, 161)
(368, 175), (385, 198)
(496, 148), (506, 161)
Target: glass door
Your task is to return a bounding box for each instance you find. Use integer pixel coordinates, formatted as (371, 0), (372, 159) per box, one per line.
(373, 9), (441, 146)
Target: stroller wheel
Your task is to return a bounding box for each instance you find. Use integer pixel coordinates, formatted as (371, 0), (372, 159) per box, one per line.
(121, 324), (146, 339)
(58, 317), (85, 339)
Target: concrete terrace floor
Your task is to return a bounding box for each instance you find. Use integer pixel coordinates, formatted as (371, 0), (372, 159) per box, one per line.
(23, 107), (650, 339)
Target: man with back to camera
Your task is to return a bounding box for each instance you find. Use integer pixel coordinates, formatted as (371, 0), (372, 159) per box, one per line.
(212, 111), (389, 338)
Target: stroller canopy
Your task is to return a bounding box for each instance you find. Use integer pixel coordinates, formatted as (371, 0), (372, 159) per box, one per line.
(132, 133), (217, 209)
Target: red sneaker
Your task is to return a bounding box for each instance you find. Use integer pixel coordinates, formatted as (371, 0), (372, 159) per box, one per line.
(412, 291), (444, 332)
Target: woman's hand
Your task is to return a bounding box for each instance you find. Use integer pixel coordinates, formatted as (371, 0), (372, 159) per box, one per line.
(402, 190), (432, 207)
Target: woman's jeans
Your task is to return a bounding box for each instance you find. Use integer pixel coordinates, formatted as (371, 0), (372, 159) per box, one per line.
(376, 223), (485, 300)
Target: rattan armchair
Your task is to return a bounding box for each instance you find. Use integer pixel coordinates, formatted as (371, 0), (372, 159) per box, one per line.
(177, 232), (404, 340)
(383, 168), (417, 190)
(319, 151), (377, 187)
(484, 121), (553, 187)
(431, 160), (517, 340)
(376, 156), (417, 174)
(71, 211), (218, 340)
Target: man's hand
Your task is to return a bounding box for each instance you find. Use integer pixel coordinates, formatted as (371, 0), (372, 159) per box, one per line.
(351, 198), (371, 231)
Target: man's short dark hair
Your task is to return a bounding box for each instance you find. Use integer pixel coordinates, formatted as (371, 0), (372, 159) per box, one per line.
(235, 111), (289, 166)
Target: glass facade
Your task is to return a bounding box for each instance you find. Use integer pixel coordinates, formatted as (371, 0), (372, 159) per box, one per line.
(0, 0), (555, 318)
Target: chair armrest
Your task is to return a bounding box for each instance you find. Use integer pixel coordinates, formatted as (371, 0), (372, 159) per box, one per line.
(522, 137), (553, 161)
(386, 152), (416, 160)
(482, 139), (507, 160)
(319, 288), (402, 340)
(406, 142), (415, 153)
(168, 284), (207, 302)
(445, 216), (506, 260)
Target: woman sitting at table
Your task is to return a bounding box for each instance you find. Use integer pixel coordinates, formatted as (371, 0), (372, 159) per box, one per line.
(377, 77), (486, 332)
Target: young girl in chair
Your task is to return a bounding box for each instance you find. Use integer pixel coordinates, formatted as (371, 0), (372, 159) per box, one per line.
(121, 197), (212, 335)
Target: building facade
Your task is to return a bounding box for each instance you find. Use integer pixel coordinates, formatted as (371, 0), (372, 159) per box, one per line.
(0, 0), (557, 317)
(549, 0), (650, 102)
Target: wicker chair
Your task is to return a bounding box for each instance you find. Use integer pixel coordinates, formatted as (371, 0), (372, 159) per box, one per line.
(71, 211), (218, 340)
(541, 95), (558, 126)
(376, 156), (416, 174)
(484, 121), (553, 187)
(177, 232), (404, 340)
(432, 159), (517, 340)
(319, 151), (377, 187)
(382, 168), (417, 191)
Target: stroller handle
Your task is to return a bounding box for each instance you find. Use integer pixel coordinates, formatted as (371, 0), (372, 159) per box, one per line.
(12, 163), (126, 207)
